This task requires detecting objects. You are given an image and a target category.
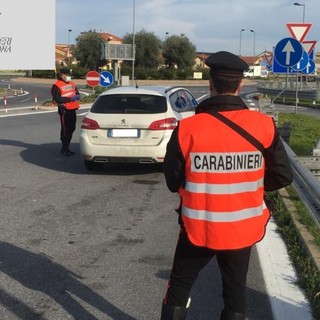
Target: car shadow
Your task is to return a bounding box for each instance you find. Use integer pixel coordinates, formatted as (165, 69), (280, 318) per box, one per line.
(0, 139), (163, 175)
(0, 241), (136, 320)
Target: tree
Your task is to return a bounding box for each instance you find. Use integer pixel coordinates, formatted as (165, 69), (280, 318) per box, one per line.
(74, 31), (105, 70)
(162, 34), (196, 69)
(122, 29), (162, 69)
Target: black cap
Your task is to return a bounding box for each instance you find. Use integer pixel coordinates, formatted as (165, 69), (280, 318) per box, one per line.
(59, 68), (71, 75)
(205, 51), (249, 78)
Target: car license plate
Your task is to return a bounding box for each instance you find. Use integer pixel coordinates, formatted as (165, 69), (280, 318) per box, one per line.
(109, 129), (139, 138)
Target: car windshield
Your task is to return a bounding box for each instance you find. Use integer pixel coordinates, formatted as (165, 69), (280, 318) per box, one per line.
(90, 94), (167, 114)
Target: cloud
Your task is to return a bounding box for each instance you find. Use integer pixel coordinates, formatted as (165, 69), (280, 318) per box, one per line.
(56, 0), (320, 54)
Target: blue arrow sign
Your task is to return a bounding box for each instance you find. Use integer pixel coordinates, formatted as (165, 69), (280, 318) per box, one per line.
(301, 59), (315, 74)
(308, 49), (314, 61)
(291, 50), (309, 71)
(274, 37), (303, 67)
(100, 71), (114, 87)
(272, 51), (296, 74)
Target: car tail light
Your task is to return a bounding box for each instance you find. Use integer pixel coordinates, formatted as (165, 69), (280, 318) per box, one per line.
(81, 117), (100, 130)
(148, 118), (178, 130)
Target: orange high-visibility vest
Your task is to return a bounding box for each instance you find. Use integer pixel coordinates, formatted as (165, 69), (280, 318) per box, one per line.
(178, 110), (275, 250)
(54, 80), (79, 110)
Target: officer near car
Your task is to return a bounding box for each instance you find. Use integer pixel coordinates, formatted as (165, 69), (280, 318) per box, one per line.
(160, 51), (293, 320)
(51, 68), (80, 156)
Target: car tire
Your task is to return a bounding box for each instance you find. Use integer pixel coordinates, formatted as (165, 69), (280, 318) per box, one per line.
(84, 160), (105, 171)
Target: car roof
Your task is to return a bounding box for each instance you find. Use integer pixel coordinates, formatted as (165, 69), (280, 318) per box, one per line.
(98, 85), (188, 96)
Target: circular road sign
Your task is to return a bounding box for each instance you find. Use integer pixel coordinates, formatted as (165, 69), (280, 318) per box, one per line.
(100, 71), (114, 87)
(301, 59), (316, 75)
(291, 50), (309, 72)
(86, 70), (100, 87)
(274, 37), (303, 68)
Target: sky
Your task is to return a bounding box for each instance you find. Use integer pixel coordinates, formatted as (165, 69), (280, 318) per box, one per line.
(56, 0), (320, 56)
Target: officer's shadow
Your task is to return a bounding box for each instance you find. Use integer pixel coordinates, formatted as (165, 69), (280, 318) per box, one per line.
(0, 139), (163, 175)
(0, 241), (136, 320)
(0, 139), (85, 174)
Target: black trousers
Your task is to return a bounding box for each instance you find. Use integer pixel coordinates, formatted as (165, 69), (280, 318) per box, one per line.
(59, 109), (76, 149)
(164, 227), (252, 314)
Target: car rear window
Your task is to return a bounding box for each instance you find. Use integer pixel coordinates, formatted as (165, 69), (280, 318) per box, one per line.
(90, 94), (167, 114)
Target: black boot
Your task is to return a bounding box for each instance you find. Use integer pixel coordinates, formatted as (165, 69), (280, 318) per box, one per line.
(220, 308), (246, 320)
(160, 303), (188, 320)
(67, 147), (75, 155)
(61, 147), (71, 157)
(67, 138), (75, 155)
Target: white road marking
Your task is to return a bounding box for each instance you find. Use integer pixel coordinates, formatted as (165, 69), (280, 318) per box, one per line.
(257, 217), (312, 320)
(0, 106), (90, 117)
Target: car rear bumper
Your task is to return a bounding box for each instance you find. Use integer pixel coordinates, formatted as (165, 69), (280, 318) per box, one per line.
(88, 156), (160, 164)
(79, 133), (170, 163)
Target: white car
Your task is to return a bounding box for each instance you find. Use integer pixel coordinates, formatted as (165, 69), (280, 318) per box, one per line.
(80, 85), (198, 170)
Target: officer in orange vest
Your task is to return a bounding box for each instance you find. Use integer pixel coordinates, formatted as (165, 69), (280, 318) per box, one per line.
(51, 68), (80, 156)
(161, 51), (293, 320)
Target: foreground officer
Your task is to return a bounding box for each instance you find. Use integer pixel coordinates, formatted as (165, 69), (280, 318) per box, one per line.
(161, 51), (293, 320)
(51, 68), (80, 156)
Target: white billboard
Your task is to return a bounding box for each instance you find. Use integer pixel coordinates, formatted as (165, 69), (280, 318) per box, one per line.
(0, 0), (55, 70)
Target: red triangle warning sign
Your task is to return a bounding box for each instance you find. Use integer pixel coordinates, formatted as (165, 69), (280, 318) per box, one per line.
(264, 54), (273, 65)
(287, 23), (312, 42)
(302, 40), (317, 54)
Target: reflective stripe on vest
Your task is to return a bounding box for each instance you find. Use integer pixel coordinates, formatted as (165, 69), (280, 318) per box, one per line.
(185, 177), (264, 194)
(182, 202), (266, 222)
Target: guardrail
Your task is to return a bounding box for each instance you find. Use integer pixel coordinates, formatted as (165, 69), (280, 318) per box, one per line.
(257, 80), (320, 100)
(283, 141), (320, 228)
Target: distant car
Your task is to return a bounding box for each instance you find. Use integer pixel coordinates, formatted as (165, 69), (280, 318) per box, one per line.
(79, 85), (198, 170)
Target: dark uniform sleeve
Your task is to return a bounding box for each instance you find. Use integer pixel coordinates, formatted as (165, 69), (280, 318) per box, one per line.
(163, 126), (185, 192)
(264, 125), (293, 191)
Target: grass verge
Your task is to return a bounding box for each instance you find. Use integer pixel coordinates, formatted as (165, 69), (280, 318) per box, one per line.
(266, 112), (320, 318)
(278, 113), (320, 156)
(266, 190), (320, 319)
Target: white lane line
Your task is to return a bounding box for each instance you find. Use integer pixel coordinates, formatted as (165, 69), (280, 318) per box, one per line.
(256, 217), (312, 320)
(0, 110), (54, 117)
(0, 106), (90, 118)
(197, 94), (209, 101)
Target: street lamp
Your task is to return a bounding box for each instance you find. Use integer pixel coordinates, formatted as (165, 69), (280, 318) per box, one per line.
(294, 2), (305, 22)
(250, 29), (256, 65)
(239, 28), (245, 56)
(132, 0), (136, 85)
(293, 3), (306, 94)
(68, 29), (72, 66)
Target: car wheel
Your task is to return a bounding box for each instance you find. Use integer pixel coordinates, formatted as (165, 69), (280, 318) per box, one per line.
(84, 160), (105, 171)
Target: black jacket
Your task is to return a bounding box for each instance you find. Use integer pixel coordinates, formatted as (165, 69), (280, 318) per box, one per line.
(163, 95), (293, 193)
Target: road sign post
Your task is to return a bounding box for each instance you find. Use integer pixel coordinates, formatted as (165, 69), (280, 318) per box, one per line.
(271, 24), (316, 115)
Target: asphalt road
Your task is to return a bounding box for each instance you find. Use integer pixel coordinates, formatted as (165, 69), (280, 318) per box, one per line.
(0, 81), (313, 319)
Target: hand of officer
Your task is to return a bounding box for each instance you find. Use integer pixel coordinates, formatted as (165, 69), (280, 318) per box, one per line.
(70, 94), (80, 101)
